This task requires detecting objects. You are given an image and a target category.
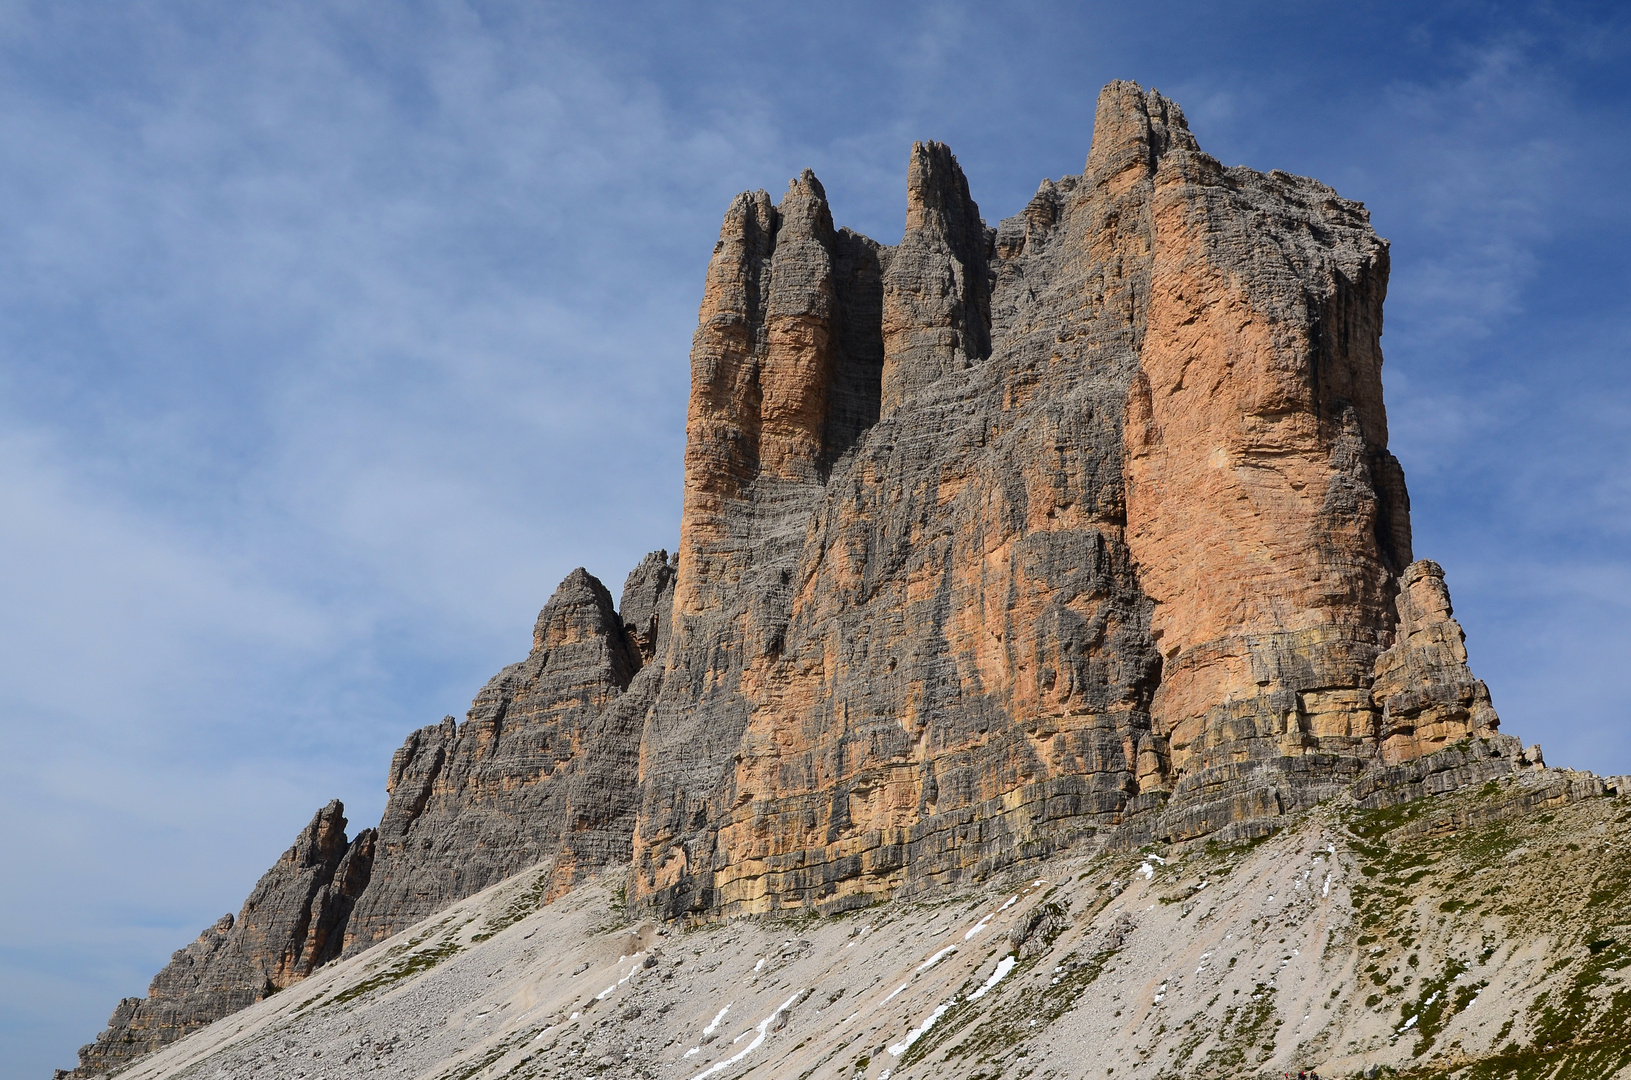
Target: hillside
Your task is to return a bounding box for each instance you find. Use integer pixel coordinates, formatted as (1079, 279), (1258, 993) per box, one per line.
(95, 761), (1628, 1080)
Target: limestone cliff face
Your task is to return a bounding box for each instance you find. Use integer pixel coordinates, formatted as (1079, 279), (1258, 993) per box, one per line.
(63, 802), (374, 1078)
(62, 79), (1518, 1077)
(630, 80), (1498, 917)
(1117, 79), (1413, 839)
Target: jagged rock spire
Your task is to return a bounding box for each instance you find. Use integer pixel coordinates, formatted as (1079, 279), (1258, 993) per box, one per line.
(880, 140), (991, 415)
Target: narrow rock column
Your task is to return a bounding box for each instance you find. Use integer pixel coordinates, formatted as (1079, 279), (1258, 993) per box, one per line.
(880, 141), (991, 415)
(760, 170), (839, 483)
(675, 189), (778, 619)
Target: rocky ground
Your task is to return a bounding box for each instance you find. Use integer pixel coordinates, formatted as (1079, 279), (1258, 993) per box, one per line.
(89, 762), (1630, 1080)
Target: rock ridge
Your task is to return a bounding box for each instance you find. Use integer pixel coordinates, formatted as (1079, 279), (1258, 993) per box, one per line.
(60, 802), (374, 1078)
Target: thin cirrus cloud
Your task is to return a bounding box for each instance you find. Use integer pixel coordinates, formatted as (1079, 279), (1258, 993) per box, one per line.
(1, 2), (1627, 1077)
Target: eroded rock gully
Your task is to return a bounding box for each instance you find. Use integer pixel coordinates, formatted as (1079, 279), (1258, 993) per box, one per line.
(61, 80), (1539, 1077)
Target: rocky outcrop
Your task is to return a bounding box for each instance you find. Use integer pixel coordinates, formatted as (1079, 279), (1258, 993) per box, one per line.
(1119, 78), (1411, 843)
(61, 802), (373, 1078)
(341, 561), (663, 954)
(545, 553), (677, 898)
(631, 80), (1469, 917)
(880, 140), (991, 415)
(1371, 559), (1501, 763)
(633, 170), (891, 917)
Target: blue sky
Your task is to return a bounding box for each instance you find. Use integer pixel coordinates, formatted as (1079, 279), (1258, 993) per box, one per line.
(1, 2), (1626, 1075)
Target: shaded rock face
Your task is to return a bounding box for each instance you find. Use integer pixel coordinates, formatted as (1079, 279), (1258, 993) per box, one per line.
(342, 561), (669, 954)
(63, 801), (374, 1078)
(68, 555), (679, 1075)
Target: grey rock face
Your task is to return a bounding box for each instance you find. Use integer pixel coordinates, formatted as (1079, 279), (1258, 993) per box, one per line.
(545, 552), (677, 896)
(636, 167), (894, 917)
(880, 140), (992, 416)
(63, 801), (373, 1077)
(341, 566), (645, 954)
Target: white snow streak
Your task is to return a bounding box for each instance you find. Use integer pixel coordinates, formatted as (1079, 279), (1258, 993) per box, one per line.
(595, 952), (645, 999)
(969, 955), (1016, 1001)
(963, 914), (993, 940)
(685, 991), (804, 1080)
(917, 945), (957, 972)
(703, 1004), (731, 1036)
(889, 1000), (954, 1056)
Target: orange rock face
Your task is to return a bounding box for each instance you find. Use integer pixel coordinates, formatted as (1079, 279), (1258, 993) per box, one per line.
(1120, 80), (1414, 836)
(1372, 559), (1501, 763)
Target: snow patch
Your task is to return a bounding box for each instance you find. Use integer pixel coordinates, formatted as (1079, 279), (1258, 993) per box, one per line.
(686, 991), (804, 1080)
(888, 1000), (955, 1057)
(964, 914), (994, 941)
(917, 945), (957, 972)
(595, 952), (645, 999)
(703, 1004), (731, 1036)
(969, 955), (1016, 1001)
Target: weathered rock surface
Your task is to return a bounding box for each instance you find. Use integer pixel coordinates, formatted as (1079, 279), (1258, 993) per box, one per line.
(1372, 559), (1501, 763)
(60, 802), (374, 1078)
(341, 561), (665, 955)
(630, 80), (1494, 918)
(60, 79), (1532, 1076)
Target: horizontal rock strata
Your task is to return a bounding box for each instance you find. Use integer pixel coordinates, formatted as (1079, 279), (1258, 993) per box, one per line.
(630, 81), (1503, 918)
